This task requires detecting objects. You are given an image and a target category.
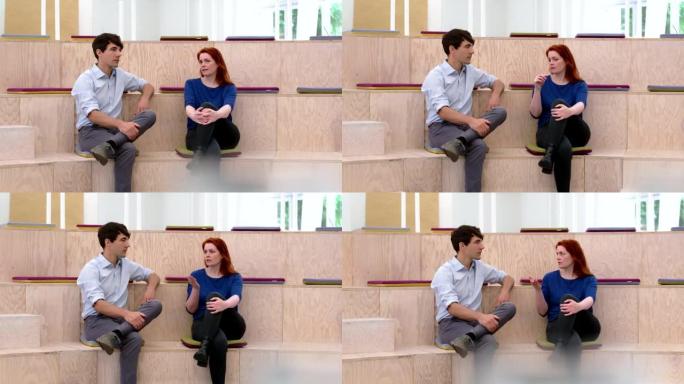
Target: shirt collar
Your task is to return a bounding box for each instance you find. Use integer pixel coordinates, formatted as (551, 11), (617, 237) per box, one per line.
(440, 60), (467, 76)
(95, 253), (120, 269)
(91, 64), (117, 79)
(450, 256), (476, 272)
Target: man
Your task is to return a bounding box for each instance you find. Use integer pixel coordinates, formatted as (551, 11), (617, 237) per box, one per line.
(77, 222), (162, 384)
(72, 33), (156, 192)
(431, 225), (516, 379)
(421, 29), (507, 192)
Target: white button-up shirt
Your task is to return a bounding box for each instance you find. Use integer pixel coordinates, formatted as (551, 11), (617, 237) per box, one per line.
(431, 256), (507, 322)
(422, 61), (497, 126)
(76, 253), (152, 319)
(71, 64), (147, 129)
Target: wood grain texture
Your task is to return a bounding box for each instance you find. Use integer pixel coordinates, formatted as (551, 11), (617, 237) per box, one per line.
(282, 286), (341, 343)
(564, 39), (631, 86)
(638, 287), (684, 344)
(280, 41), (342, 94)
(0, 125), (34, 161)
(0, 42), (61, 92)
(216, 42), (281, 89)
(403, 157), (442, 192)
(285, 233), (341, 284)
(0, 96), (21, 124)
(26, 284), (81, 343)
(370, 91), (425, 151)
(629, 40), (684, 90)
(584, 157), (622, 192)
(276, 95), (342, 152)
(628, 94), (684, 151)
(53, 160), (92, 191)
(0, 229), (66, 281)
(343, 90), (371, 121)
(60, 42), (97, 88)
(349, 233), (422, 286)
(343, 355), (414, 384)
(343, 288), (381, 318)
(409, 37), (449, 84)
(0, 162), (53, 191)
(240, 285), (284, 343)
(342, 159), (404, 192)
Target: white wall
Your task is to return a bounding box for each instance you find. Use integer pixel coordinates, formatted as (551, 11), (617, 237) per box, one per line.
(342, 193), (365, 230)
(343, 0), (353, 31)
(0, 193), (9, 224)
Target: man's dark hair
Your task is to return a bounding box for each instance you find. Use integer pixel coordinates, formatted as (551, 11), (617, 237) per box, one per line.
(450, 225), (483, 253)
(442, 29), (475, 56)
(92, 33), (123, 60)
(98, 222), (130, 248)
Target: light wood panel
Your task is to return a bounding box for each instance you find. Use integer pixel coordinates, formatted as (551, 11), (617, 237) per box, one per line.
(476, 38), (553, 85)
(409, 37), (448, 84)
(640, 233), (684, 285)
(239, 349), (278, 384)
(369, 91), (425, 151)
(342, 159), (404, 192)
(60, 42), (96, 88)
(484, 233), (567, 281)
(240, 285), (284, 343)
(481, 286), (546, 344)
(575, 233), (643, 278)
(440, 157), (465, 192)
(413, 353), (451, 384)
(342, 121), (386, 157)
(564, 39), (632, 86)
(8, 192), (45, 224)
(419, 234), (455, 281)
(583, 93), (628, 151)
(584, 157), (622, 192)
(632, 353), (684, 384)
(276, 95), (342, 152)
(403, 157), (442, 192)
(232, 94), (278, 151)
(136, 349), (213, 384)
(592, 286), (639, 343)
(0, 161), (54, 191)
(349, 233), (421, 286)
(0, 42), (62, 92)
(342, 318), (396, 353)
(59, 349), (98, 384)
(0, 353), (62, 384)
(223, 232), (287, 280)
(26, 284), (81, 343)
(122, 42), (212, 88)
(0, 96), (21, 124)
(19, 95), (74, 155)
(0, 229), (66, 281)
(343, 91), (370, 121)
(622, 158), (684, 192)
(65, 231), (102, 276)
(280, 41), (342, 94)
(343, 36), (411, 88)
(0, 284), (27, 313)
(343, 356), (414, 384)
(282, 287), (341, 343)
(343, 288), (381, 318)
(123, 94), (185, 152)
(285, 233), (341, 284)
(474, 90), (534, 149)
(481, 154), (585, 192)
(378, 288), (434, 348)
(630, 40), (684, 90)
(216, 42), (282, 89)
(132, 284), (190, 342)
(365, 192), (402, 228)
(628, 94), (684, 151)
(638, 287), (684, 344)
(0, 126), (30, 161)
(53, 160), (92, 191)
(0, 314), (41, 349)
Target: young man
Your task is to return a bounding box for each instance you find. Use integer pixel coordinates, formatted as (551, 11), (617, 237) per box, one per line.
(72, 33), (156, 192)
(431, 225), (516, 378)
(421, 29), (507, 192)
(77, 222), (163, 384)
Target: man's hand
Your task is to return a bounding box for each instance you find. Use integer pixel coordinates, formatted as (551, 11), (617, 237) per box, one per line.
(496, 291), (511, 306)
(468, 117), (491, 136)
(117, 121), (140, 140)
(477, 313), (500, 333)
(136, 98), (150, 114)
(486, 94), (501, 111)
(124, 310), (146, 330)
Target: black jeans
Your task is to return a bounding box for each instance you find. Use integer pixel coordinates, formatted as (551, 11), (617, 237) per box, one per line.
(185, 102), (240, 154)
(191, 292), (246, 384)
(536, 99), (591, 192)
(546, 294), (601, 369)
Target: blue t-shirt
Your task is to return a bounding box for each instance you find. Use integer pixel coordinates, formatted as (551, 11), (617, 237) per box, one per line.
(184, 78), (237, 130)
(534, 79), (588, 128)
(541, 270), (597, 322)
(186, 268), (243, 320)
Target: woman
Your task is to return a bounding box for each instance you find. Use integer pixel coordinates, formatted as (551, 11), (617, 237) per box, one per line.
(184, 47), (240, 170)
(529, 45), (591, 192)
(186, 238), (246, 383)
(530, 240), (601, 369)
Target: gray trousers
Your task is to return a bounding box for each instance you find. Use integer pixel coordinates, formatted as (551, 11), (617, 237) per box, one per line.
(438, 302), (516, 376)
(429, 107), (507, 192)
(83, 299), (163, 384)
(78, 110), (157, 192)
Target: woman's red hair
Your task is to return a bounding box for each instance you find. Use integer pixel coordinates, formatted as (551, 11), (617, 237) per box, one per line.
(197, 47), (233, 86)
(556, 239), (592, 278)
(546, 44), (583, 83)
(202, 237), (237, 275)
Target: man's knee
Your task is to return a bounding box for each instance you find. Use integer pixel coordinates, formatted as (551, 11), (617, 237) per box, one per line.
(491, 106), (507, 125)
(146, 299), (163, 318)
(498, 302), (517, 320)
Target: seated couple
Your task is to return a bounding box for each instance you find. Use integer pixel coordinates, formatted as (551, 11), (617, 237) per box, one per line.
(72, 33), (238, 191)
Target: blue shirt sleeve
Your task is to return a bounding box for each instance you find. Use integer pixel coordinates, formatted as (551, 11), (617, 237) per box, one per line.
(584, 275), (597, 302)
(575, 81), (588, 106)
(223, 84), (237, 111)
(184, 79), (196, 108)
(541, 273), (551, 310)
(231, 273), (243, 299)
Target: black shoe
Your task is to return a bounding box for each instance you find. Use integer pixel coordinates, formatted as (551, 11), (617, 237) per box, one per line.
(538, 146), (554, 174)
(449, 334), (475, 358)
(90, 142), (115, 166)
(193, 339), (209, 367)
(441, 139), (467, 163)
(186, 149), (206, 171)
(95, 331), (121, 355)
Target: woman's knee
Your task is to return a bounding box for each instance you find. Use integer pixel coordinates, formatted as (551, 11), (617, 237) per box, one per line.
(200, 102), (218, 110)
(207, 292), (225, 300)
(552, 99), (568, 108)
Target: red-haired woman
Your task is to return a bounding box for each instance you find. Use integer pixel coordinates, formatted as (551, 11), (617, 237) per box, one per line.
(529, 240), (600, 368)
(184, 47), (240, 170)
(185, 237), (246, 383)
(529, 44), (591, 192)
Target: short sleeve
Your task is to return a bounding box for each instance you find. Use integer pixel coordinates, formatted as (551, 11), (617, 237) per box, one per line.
(584, 275), (597, 302)
(472, 67), (497, 89)
(222, 84), (237, 110)
(184, 79), (196, 108)
(231, 274), (243, 299)
(481, 263), (506, 284)
(421, 71), (450, 116)
(127, 260), (152, 282)
(71, 75), (100, 120)
(431, 267), (460, 309)
(123, 70), (147, 92)
(575, 81), (588, 106)
(76, 264), (105, 307)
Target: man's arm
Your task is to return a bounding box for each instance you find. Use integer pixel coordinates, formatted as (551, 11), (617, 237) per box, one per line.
(496, 275), (514, 305)
(142, 272), (160, 302)
(447, 302), (500, 332)
(94, 299), (147, 330)
(136, 83), (155, 113)
(486, 79), (505, 110)
(438, 107), (491, 136)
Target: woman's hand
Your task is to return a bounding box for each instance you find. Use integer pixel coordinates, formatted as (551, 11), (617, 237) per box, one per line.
(560, 298), (582, 316)
(529, 277), (542, 291)
(199, 108), (220, 125)
(187, 275), (200, 290)
(533, 74), (547, 89)
(551, 104), (573, 121)
(206, 297), (228, 314)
